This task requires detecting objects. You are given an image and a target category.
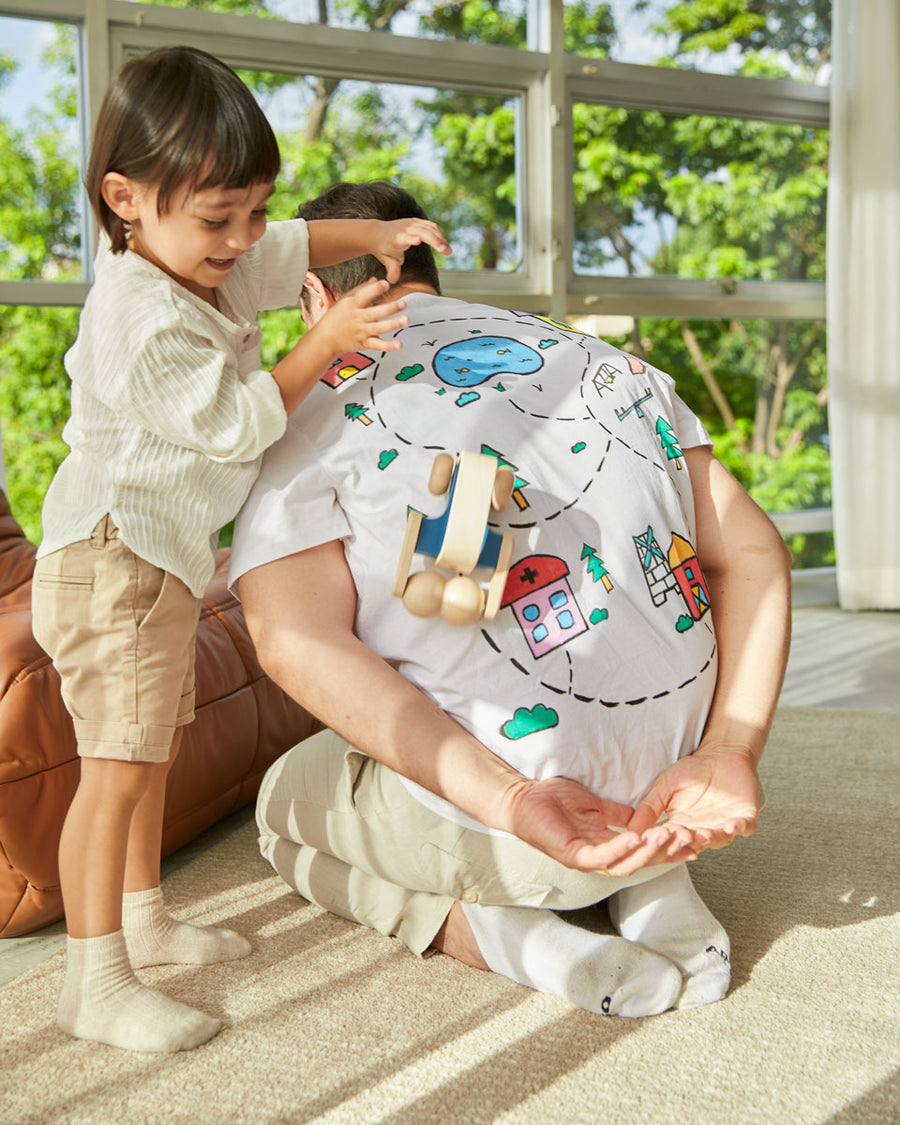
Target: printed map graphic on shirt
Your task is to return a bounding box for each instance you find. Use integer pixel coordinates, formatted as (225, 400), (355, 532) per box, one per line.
(232, 294), (719, 819)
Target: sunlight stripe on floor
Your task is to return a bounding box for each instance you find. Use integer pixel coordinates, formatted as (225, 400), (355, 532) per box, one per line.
(308, 995), (559, 1124)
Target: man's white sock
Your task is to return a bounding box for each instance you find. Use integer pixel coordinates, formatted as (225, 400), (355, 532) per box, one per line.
(460, 901), (681, 1017)
(608, 863), (731, 1009)
(57, 930), (221, 1052)
(123, 886), (251, 968)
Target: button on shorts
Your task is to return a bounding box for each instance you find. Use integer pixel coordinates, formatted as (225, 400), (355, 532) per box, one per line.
(31, 515), (201, 763)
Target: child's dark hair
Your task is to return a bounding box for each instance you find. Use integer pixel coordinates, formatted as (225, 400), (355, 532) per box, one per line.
(296, 182), (442, 295)
(88, 46), (280, 253)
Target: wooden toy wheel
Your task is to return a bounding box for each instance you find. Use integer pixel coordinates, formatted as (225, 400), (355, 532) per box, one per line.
(402, 569), (446, 618)
(440, 575), (485, 626)
(428, 452), (455, 495)
(491, 467), (515, 511)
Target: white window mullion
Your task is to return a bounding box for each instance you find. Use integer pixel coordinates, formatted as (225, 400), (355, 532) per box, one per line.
(567, 57), (829, 129)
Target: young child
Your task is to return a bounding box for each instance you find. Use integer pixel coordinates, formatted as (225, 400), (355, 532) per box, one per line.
(30, 48), (450, 1054)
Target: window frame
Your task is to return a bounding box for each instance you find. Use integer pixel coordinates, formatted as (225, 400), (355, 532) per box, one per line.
(2, 0), (829, 319)
(0, 0), (832, 543)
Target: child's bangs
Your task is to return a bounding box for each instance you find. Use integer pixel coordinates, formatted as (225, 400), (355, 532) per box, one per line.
(157, 96), (280, 209)
(194, 114), (279, 193)
(194, 110), (281, 194)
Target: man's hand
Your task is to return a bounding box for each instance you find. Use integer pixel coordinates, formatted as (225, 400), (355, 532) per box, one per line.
(372, 218), (451, 283)
(501, 774), (699, 874)
(626, 745), (762, 854)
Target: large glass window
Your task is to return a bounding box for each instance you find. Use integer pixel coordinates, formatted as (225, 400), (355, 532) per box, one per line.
(0, 304), (77, 543)
(0, 17), (83, 282)
(0, 17), (83, 539)
(242, 70), (520, 270)
(0, 0), (831, 570)
(567, 0), (833, 84)
(572, 104), (828, 283)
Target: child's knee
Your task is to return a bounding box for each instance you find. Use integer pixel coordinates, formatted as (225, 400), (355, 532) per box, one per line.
(77, 756), (161, 806)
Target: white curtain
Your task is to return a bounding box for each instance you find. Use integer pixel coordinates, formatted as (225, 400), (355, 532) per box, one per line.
(827, 0), (900, 609)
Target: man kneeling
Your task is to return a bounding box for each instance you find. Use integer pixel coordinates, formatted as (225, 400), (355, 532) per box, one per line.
(230, 182), (791, 1016)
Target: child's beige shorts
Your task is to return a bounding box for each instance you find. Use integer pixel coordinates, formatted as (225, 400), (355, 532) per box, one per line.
(31, 515), (201, 763)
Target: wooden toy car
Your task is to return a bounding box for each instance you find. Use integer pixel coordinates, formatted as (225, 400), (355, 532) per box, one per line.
(392, 451), (516, 626)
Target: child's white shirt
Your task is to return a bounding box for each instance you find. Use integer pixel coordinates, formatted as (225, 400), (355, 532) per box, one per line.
(37, 219), (309, 596)
(230, 293), (719, 830)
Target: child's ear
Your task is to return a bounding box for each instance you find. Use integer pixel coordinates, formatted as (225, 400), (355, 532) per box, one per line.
(100, 173), (143, 222)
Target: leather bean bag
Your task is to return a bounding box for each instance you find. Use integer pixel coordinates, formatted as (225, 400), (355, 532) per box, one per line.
(0, 492), (320, 936)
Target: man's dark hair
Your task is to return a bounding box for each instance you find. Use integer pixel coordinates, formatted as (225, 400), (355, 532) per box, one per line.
(88, 46), (280, 253)
(296, 181), (441, 295)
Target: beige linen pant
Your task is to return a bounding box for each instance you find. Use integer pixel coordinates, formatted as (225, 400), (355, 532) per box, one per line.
(256, 728), (666, 956)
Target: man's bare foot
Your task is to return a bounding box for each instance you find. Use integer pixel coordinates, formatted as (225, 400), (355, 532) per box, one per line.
(430, 902), (489, 969)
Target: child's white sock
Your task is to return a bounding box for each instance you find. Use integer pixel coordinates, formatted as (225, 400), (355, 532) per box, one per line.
(123, 886), (251, 968)
(460, 901), (681, 1017)
(608, 864), (731, 1009)
(57, 930), (221, 1052)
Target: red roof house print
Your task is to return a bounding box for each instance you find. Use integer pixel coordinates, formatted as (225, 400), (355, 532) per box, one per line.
(322, 351), (374, 388)
(501, 554), (588, 659)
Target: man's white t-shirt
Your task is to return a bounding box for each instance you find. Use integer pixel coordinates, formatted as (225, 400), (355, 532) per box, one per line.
(231, 294), (718, 833)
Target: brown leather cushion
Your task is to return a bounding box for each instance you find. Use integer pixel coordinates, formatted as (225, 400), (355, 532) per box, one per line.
(0, 495), (320, 936)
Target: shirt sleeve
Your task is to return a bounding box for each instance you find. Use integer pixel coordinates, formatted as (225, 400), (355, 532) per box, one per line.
(640, 355), (712, 451)
(669, 388), (712, 450)
(229, 422), (351, 590)
(252, 219), (310, 311)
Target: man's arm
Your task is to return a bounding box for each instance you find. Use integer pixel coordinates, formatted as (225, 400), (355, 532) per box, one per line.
(622, 444), (792, 859)
(237, 540), (694, 872)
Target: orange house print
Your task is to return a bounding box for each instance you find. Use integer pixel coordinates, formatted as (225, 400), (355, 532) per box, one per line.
(668, 533), (710, 621)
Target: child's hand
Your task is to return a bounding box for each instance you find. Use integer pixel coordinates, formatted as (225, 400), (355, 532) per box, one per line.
(319, 277), (409, 353)
(372, 219), (451, 283)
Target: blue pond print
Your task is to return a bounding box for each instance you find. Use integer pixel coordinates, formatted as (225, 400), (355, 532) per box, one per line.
(432, 336), (543, 388)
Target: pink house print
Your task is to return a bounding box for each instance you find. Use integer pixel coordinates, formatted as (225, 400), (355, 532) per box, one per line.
(501, 555), (588, 659)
